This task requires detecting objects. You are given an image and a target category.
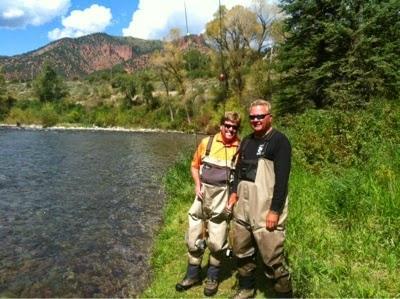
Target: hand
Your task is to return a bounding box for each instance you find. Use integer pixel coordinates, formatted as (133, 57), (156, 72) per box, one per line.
(266, 211), (279, 231)
(226, 193), (238, 210)
(195, 184), (203, 200)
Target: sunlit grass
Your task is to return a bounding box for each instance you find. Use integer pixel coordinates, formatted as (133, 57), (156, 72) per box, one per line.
(142, 101), (400, 298)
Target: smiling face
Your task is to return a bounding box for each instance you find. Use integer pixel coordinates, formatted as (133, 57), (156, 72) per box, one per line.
(220, 120), (238, 144)
(249, 104), (272, 136)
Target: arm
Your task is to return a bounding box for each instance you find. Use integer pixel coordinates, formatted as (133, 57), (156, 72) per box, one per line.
(227, 192), (237, 210)
(191, 166), (203, 200)
(266, 134), (292, 231)
(191, 138), (207, 200)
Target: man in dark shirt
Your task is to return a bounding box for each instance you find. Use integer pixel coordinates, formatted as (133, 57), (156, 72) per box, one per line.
(227, 99), (292, 299)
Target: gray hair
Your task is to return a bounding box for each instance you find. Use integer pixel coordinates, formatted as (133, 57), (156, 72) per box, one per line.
(249, 99), (272, 113)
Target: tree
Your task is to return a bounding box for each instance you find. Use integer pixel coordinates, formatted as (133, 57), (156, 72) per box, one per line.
(152, 28), (186, 94)
(33, 63), (67, 102)
(137, 72), (156, 110)
(275, 0), (400, 114)
(151, 28), (191, 123)
(183, 48), (212, 79)
(0, 69), (6, 97)
(113, 73), (137, 108)
(205, 3), (283, 101)
(0, 69), (16, 120)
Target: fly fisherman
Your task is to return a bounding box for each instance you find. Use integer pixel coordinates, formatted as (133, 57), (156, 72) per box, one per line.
(175, 111), (241, 296)
(227, 99), (293, 299)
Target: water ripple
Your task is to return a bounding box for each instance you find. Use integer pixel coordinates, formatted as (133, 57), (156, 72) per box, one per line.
(0, 128), (194, 297)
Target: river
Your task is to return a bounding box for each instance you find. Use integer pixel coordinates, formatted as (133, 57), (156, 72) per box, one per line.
(0, 127), (197, 297)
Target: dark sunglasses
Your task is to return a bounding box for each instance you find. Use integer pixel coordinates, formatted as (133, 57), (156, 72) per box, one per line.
(249, 113), (270, 121)
(223, 123), (238, 131)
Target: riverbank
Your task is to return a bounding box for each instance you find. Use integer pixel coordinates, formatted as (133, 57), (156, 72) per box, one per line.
(0, 123), (187, 134)
(142, 101), (400, 297)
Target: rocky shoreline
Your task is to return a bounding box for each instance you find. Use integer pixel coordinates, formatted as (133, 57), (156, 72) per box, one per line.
(0, 123), (186, 134)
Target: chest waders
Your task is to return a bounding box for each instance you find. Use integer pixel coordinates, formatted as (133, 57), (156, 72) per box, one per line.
(230, 129), (292, 294)
(186, 135), (236, 268)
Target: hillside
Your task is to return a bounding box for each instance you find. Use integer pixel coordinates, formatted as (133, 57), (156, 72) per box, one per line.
(0, 33), (164, 81)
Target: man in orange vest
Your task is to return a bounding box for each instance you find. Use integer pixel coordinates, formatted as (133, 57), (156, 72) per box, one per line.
(176, 111), (241, 296)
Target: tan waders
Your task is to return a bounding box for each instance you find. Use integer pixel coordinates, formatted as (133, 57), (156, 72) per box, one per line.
(177, 132), (238, 296)
(186, 182), (229, 267)
(231, 158), (292, 297)
(176, 183), (230, 295)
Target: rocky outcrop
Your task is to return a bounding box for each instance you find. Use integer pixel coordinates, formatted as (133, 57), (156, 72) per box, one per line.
(0, 33), (210, 81)
(0, 33), (163, 81)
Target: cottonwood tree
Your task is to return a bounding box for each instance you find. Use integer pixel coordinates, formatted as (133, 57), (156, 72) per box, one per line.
(137, 72), (156, 110)
(114, 73), (137, 108)
(151, 28), (195, 124)
(205, 2), (283, 102)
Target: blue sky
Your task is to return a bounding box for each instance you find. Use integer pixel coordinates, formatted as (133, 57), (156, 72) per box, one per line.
(0, 0), (270, 57)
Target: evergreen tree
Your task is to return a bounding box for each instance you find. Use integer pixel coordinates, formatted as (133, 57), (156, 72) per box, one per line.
(275, 0), (400, 113)
(33, 63), (67, 102)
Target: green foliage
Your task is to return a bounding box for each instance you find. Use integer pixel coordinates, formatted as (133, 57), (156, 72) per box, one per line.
(144, 100), (400, 298)
(87, 65), (127, 84)
(6, 107), (40, 124)
(0, 96), (16, 120)
(138, 72), (157, 109)
(275, 0), (400, 114)
(183, 49), (212, 79)
(281, 100), (400, 172)
(41, 103), (59, 127)
(33, 63), (67, 102)
(0, 70), (6, 96)
(0, 71), (17, 119)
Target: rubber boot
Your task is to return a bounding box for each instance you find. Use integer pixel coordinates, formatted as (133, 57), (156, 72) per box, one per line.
(204, 265), (220, 296)
(175, 264), (201, 292)
(231, 275), (256, 299)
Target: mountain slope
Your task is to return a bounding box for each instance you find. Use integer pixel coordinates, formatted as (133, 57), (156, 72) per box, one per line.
(0, 33), (163, 81)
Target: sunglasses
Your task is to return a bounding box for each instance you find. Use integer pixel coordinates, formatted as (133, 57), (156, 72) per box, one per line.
(223, 123), (238, 131)
(249, 113), (270, 121)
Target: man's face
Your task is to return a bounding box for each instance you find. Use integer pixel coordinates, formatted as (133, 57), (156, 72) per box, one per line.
(220, 120), (238, 143)
(249, 105), (272, 135)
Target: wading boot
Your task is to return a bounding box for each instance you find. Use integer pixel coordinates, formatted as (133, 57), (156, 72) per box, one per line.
(175, 264), (201, 292)
(273, 266), (293, 298)
(274, 277), (293, 299)
(231, 274), (256, 299)
(203, 265), (220, 296)
(231, 288), (255, 299)
(204, 278), (219, 296)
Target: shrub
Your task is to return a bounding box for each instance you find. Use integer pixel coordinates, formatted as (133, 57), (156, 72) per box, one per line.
(41, 103), (59, 127)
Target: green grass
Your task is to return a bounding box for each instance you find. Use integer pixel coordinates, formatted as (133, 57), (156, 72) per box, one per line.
(142, 101), (400, 298)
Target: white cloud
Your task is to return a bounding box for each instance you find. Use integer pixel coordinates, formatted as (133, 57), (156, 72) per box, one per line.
(122, 0), (256, 40)
(0, 0), (70, 28)
(48, 4), (112, 40)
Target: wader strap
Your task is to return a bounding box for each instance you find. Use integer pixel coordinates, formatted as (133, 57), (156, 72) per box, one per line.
(205, 135), (214, 157)
(233, 137), (250, 162)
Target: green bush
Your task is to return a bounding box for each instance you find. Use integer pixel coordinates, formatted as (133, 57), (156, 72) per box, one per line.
(41, 103), (59, 127)
(144, 99), (400, 298)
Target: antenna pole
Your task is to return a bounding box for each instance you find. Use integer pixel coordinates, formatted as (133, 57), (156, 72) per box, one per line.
(218, 0), (228, 110)
(184, 0), (189, 36)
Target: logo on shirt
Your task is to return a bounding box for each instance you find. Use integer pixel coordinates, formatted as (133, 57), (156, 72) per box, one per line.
(256, 144), (264, 156)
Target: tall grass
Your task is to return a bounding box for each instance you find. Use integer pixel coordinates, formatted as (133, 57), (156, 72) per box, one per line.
(143, 100), (400, 297)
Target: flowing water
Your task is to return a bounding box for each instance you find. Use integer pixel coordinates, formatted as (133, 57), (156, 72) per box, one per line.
(0, 128), (196, 297)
